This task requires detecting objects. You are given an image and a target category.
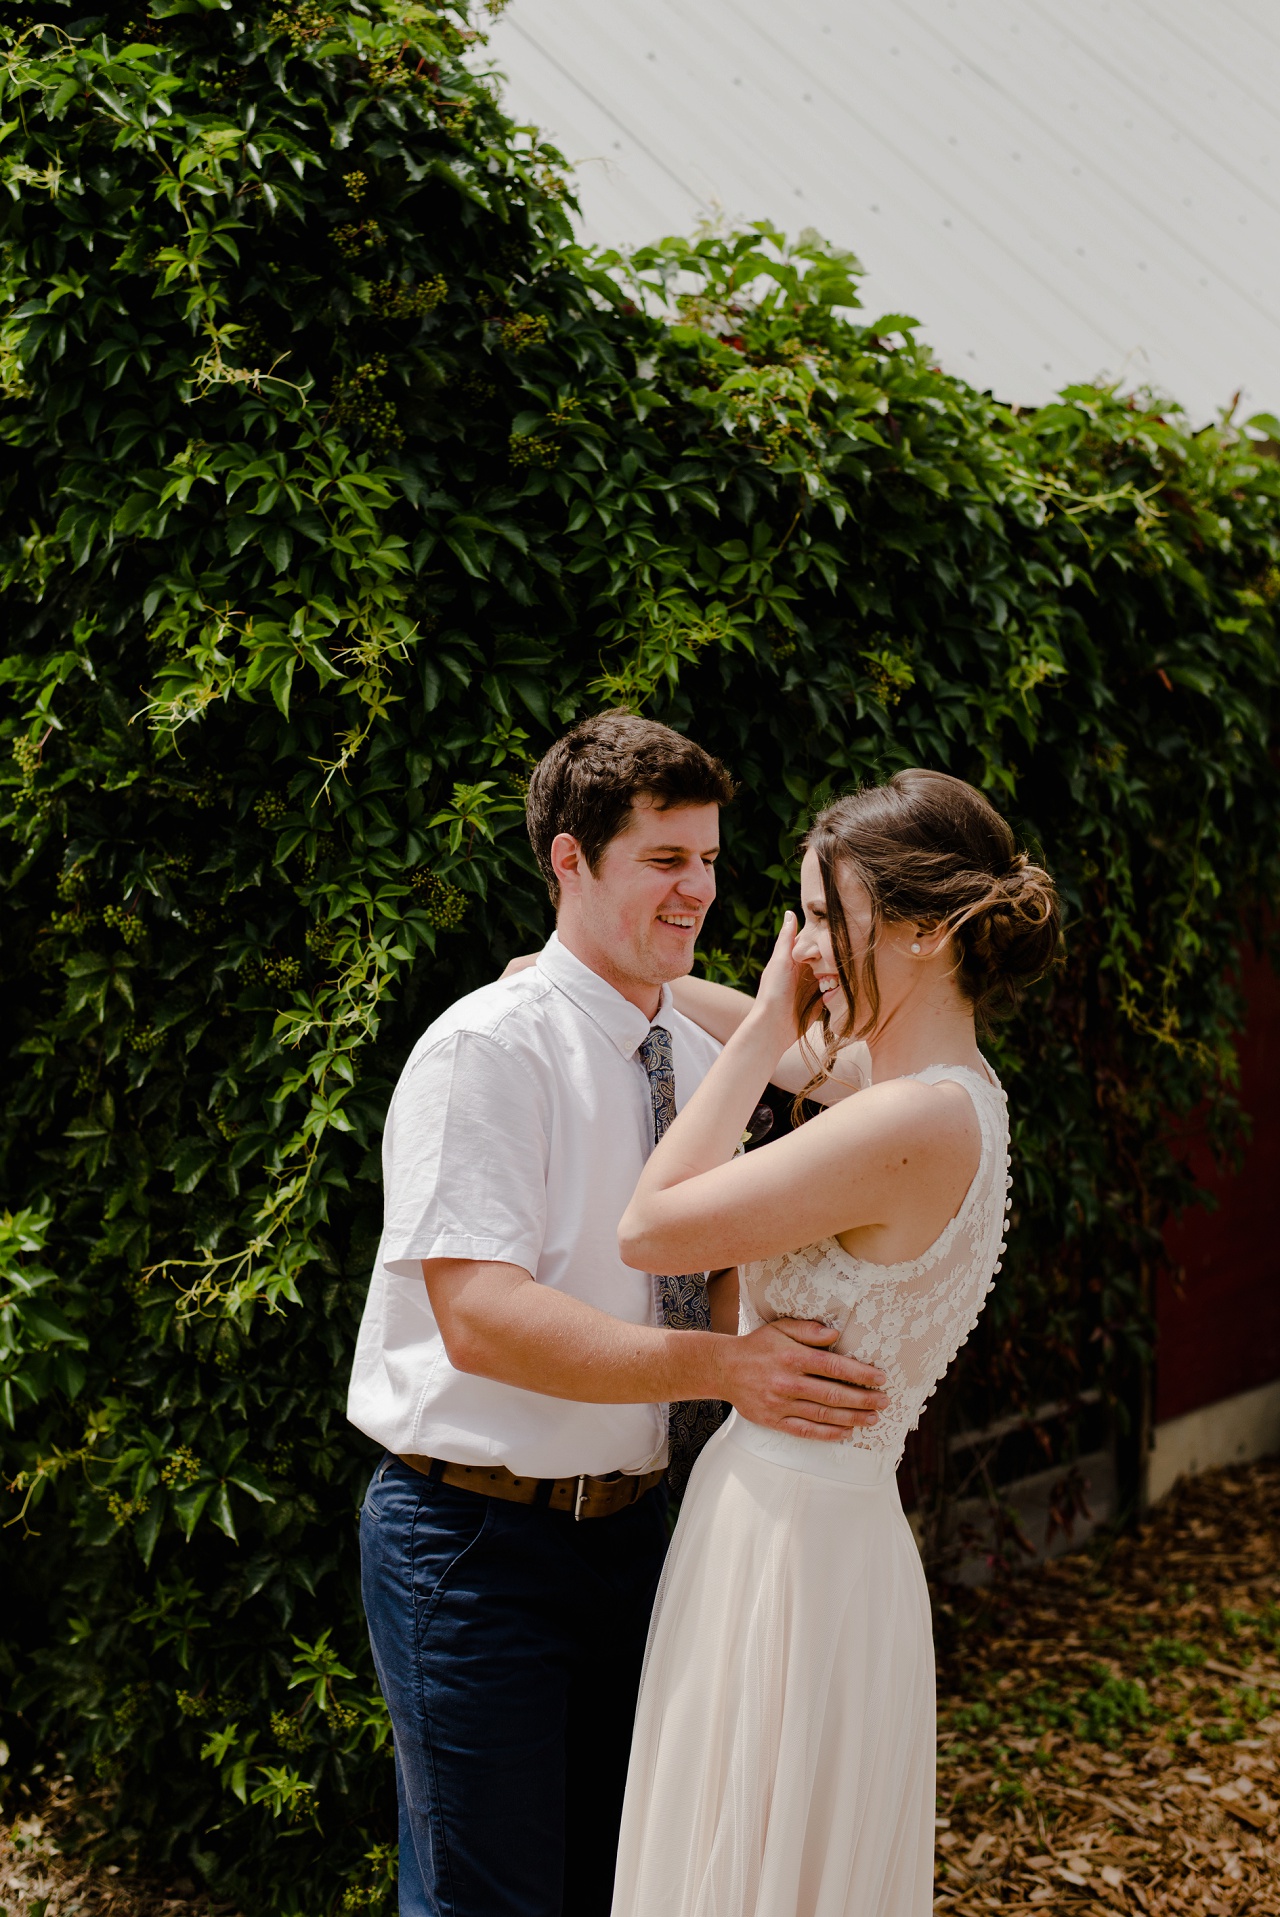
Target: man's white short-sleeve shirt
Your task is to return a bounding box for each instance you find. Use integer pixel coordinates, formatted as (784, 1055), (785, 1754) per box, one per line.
(346, 934), (722, 1478)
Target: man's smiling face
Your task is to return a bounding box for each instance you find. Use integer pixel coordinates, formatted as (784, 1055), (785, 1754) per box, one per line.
(551, 795), (720, 1009)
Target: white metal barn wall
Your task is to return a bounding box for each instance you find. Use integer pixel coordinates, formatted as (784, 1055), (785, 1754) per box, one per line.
(484, 0), (1280, 420)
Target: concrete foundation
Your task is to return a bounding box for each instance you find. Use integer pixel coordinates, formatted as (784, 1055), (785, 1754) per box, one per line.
(1147, 1377), (1280, 1506)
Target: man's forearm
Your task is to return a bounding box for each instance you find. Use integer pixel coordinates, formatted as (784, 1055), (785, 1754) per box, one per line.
(668, 975), (866, 1104)
(423, 1258), (888, 1439)
(708, 1266), (739, 1336)
(425, 1258), (723, 1404)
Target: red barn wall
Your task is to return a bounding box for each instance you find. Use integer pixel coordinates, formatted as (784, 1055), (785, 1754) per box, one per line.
(1157, 947), (1280, 1424)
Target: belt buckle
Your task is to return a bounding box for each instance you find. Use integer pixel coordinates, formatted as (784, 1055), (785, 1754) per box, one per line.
(573, 1473), (587, 1522)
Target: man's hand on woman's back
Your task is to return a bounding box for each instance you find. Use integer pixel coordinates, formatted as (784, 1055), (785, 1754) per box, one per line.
(714, 1319), (887, 1440)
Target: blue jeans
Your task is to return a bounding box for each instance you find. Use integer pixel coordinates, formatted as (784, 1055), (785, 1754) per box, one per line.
(360, 1455), (669, 1917)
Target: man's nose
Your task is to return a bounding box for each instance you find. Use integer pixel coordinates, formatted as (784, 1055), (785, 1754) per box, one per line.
(676, 861), (716, 904)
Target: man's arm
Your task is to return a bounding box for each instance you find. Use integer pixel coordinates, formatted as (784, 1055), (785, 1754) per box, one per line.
(424, 1259), (887, 1443)
(668, 974), (868, 1102)
(497, 958), (867, 1103)
(707, 1265), (739, 1336)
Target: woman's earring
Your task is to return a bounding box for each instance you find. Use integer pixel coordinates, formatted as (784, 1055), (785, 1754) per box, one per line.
(911, 941), (922, 954)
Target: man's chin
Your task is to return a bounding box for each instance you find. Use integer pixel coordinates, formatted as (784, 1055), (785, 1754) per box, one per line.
(643, 936), (698, 985)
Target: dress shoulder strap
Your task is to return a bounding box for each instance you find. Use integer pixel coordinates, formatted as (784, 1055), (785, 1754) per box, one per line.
(911, 1060), (1004, 1100)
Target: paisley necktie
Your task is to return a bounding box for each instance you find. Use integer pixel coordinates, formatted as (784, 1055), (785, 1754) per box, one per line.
(636, 1025), (728, 1495)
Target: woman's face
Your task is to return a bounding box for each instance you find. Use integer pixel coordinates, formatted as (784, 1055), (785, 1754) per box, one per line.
(793, 848), (875, 1019)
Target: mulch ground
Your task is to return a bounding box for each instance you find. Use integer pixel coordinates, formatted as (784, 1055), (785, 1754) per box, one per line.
(0, 1768), (225, 1917)
(4, 1456), (1279, 1915)
(933, 1455), (1280, 1914)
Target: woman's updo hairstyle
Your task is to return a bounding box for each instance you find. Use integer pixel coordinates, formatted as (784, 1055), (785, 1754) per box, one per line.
(799, 768), (1060, 1045)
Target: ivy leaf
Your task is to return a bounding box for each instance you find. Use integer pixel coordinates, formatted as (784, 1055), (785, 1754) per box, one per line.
(168, 1140), (218, 1193)
(261, 525), (293, 574)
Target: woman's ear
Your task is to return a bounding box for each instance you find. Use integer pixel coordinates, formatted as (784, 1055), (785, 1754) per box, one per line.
(909, 920), (948, 959)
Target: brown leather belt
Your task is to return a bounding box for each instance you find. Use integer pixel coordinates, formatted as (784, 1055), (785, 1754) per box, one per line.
(398, 1454), (666, 1521)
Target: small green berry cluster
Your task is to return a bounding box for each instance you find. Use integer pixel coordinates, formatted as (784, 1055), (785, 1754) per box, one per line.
(127, 1024), (162, 1054)
(260, 955), (303, 989)
(50, 906), (100, 937)
(462, 371), (499, 403)
(269, 3), (333, 49)
(368, 46), (421, 91)
(332, 357), (403, 450)
(254, 791), (288, 828)
(176, 1687), (243, 1720)
(371, 274), (447, 319)
(439, 96), (475, 139)
(271, 1709), (316, 1754)
(103, 903), (144, 945)
(509, 432), (559, 470)
(343, 168), (368, 202)
(56, 860), (89, 902)
(11, 735), (40, 779)
(340, 1881), (384, 1914)
(161, 1444), (201, 1490)
(412, 868), (467, 930)
(332, 219), (387, 260)
(498, 313), (549, 355)
(112, 1682), (150, 1732)
(107, 1492), (150, 1526)
(306, 921), (340, 960)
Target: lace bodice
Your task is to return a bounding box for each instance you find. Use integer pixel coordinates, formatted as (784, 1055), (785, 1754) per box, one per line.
(737, 1063), (1010, 1471)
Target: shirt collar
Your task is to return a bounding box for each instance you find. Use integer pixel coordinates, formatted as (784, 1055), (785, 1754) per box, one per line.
(536, 932), (674, 1059)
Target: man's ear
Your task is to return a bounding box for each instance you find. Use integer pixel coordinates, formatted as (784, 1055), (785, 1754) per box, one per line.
(549, 832), (586, 897)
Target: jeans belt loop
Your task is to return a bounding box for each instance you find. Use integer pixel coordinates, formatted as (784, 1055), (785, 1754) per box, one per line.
(574, 1473), (587, 1522)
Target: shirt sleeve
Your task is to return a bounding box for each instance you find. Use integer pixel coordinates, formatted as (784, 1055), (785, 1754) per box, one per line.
(379, 1029), (549, 1279)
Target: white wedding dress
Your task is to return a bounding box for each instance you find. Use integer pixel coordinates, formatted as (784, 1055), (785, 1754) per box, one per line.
(611, 1063), (1010, 1917)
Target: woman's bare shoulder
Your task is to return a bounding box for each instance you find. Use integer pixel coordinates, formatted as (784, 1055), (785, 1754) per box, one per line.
(812, 1070), (981, 1158)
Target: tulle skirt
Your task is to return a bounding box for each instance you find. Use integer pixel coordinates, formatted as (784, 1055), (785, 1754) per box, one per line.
(611, 1414), (935, 1917)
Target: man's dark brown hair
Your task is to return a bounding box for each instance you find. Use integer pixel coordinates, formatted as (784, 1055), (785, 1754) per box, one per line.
(526, 711), (735, 905)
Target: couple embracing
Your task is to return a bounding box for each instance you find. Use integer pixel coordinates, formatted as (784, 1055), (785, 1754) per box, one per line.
(348, 711), (1058, 1917)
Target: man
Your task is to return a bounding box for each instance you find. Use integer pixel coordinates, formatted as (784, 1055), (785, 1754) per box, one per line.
(348, 711), (887, 1917)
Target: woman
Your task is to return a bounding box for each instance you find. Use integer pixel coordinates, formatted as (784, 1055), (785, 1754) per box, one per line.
(610, 768), (1059, 1917)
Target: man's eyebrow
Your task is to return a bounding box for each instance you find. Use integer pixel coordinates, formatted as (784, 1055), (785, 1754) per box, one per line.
(641, 843), (720, 855)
